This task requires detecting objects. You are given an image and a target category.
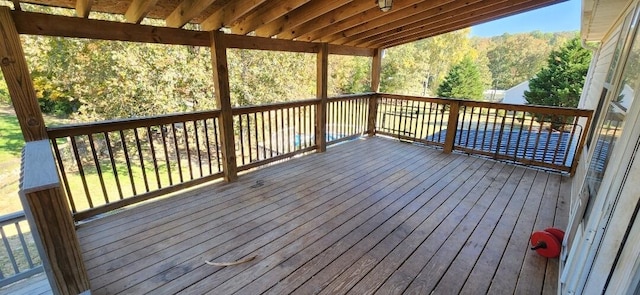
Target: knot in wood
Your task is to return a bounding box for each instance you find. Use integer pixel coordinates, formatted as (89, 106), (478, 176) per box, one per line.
(27, 118), (39, 126)
(1, 57), (11, 66)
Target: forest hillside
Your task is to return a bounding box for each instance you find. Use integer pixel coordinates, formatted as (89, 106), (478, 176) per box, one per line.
(0, 29), (577, 122)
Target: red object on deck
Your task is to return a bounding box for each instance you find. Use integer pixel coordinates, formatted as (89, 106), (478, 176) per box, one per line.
(545, 227), (565, 242)
(530, 230), (562, 258)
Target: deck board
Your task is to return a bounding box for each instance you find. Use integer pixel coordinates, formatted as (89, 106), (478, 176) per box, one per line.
(76, 136), (568, 295)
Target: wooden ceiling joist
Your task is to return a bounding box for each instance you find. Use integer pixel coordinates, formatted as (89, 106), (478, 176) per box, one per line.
(165, 0), (225, 28)
(333, 0), (484, 44)
(296, 0), (447, 42)
(200, 0), (267, 31)
(8, 0), (567, 49)
(372, 0), (560, 48)
(75, 0), (92, 17)
(277, 0), (374, 40)
(230, 0), (311, 35)
(124, 0), (159, 23)
(254, 0), (346, 38)
(345, 0), (504, 47)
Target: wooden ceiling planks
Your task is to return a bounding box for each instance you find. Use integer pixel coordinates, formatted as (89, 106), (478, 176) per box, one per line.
(12, 0), (567, 49)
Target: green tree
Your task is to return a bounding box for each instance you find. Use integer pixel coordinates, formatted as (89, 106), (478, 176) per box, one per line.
(524, 37), (592, 127)
(436, 57), (485, 100)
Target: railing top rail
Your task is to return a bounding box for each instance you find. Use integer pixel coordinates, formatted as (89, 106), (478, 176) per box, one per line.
(377, 93), (594, 117)
(326, 93), (375, 102)
(46, 109), (222, 138)
(232, 98), (321, 115)
(0, 211), (26, 226)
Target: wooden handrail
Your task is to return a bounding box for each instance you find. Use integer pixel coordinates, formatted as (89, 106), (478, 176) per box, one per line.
(47, 110), (221, 137)
(374, 93), (594, 175)
(378, 93), (594, 117)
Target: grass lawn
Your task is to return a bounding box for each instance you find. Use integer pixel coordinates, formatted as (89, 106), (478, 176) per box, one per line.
(0, 104), (69, 215)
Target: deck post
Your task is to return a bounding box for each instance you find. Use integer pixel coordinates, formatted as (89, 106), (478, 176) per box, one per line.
(210, 31), (238, 182)
(368, 48), (382, 135)
(19, 140), (90, 295)
(0, 7), (47, 141)
(443, 100), (461, 153)
(316, 42), (328, 152)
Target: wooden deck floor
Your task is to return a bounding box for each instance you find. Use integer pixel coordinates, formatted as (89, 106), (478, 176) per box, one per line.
(76, 136), (569, 295)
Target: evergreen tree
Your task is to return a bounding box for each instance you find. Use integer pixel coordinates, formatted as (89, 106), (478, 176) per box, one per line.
(437, 57), (485, 100)
(524, 37), (592, 127)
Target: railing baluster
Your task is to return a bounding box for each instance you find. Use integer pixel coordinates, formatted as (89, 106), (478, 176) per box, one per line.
(15, 223), (34, 268)
(119, 130), (137, 196)
(193, 121), (203, 178)
(146, 126), (162, 188)
(160, 125), (174, 186)
(203, 119), (213, 175)
(170, 124), (183, 183)
(181, 123), (193, 180)
(87, 134), (109, 204)
(213, 118), (222, 172)
(253, 112), (260, 161)
(51, 141), (76, 212)
(133, 128), (150, 192)
(246, 114), (253, 163)
(70, 136), (94, 208)
(260, 112), (267, 158)
(0, 227), (19, 273)
(104, 132), (124, 199)
(280, 108), (285, 154)
(267, 110), (273, 157)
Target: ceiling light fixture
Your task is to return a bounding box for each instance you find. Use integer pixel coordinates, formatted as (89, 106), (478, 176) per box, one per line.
(378, 0), (392, 12)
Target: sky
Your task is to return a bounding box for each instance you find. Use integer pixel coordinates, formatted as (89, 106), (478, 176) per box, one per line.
(470, 0), (581, 37)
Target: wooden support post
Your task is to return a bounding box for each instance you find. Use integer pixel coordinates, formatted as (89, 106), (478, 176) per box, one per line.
(315, 42), (328, 152)
(210, 31), (238, 182)
(368, 48), (382, 136)
(570, 113), (593, 176)
(443, 100), (460, 154)
(20, 140), (90, 295)
(0, 7), (47, 141)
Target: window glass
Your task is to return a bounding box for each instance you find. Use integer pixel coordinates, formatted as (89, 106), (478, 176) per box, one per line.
(585, 8), (640, 200)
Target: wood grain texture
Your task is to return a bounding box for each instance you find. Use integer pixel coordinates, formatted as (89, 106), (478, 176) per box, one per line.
(315, 42), (328, 152)
(12, 10), (211, 46)
(19, 141), (90, 295)
(443, 100), (460, 153)
(0, 7), (47, 141)
(210, 30), (237, 182)
(74, 137), (565, 294)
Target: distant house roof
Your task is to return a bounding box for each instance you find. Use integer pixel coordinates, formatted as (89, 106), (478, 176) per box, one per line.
(502, 81), (530, 105)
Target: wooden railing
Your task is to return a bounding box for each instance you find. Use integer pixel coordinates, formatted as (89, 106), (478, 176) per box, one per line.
(375, 94), (593, 174)
(47, 111), (224, 220)
(43, 93), (592, 221)
(0, 211), (43, 288)
(326, 94), (370, 145)
(233, 99), (318, 171)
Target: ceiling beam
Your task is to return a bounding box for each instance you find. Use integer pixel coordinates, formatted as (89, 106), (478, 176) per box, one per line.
(165, 0), (218, 28)
(75, 0), (92, 18)
(9, 11), (373, 55)
(303, 0), (456, 43)
(372, 0), (561, 48)
(277, 0), (374, 40)
(124, 0), (159, 23)
(200, 0), (268, 31)
(13, 10), (211, 46)
(230, 0), (311, 35)
(342, 0), (493, 46)
(253, 0), (347, 37)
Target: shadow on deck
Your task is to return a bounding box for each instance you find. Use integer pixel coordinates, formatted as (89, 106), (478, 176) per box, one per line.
(76, 136), (569, 294)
